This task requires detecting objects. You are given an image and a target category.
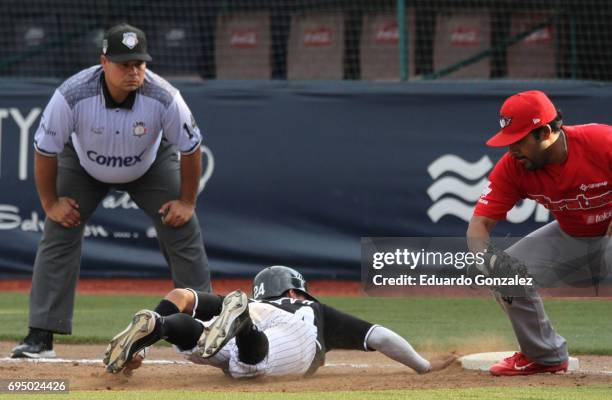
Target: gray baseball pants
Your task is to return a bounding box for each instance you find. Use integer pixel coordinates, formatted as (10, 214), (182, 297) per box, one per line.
(498, 220), (611, 365)
(28, 140), (212, 334)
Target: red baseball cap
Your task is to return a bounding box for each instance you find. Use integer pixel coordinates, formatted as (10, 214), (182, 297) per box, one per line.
(486, 90), (557, 147)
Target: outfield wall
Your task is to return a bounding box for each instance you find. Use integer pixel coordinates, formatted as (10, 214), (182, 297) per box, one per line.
(1, 79), (611, 279)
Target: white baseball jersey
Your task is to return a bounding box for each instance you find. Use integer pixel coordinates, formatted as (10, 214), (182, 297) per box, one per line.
(178, 293), (378, 378)
(183, 302), (318, 378)
(33, 66), (202, 183)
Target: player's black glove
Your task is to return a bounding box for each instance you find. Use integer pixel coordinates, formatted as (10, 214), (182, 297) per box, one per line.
(479, 245), (530, 278)
(466, 244), (533, 296)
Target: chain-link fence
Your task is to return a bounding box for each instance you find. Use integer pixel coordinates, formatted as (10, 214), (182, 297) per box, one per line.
(0, 0), (610, 81)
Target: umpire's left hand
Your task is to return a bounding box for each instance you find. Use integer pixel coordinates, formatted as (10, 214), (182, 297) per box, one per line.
(158, 200), (195, 228)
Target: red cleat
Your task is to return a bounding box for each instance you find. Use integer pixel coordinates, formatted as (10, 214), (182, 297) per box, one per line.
(489, 352), (568, 376)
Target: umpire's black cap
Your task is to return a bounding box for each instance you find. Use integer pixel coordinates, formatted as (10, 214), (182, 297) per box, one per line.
(102, 23), (152, 62)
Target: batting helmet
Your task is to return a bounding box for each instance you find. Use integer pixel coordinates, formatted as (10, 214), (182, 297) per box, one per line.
(252, 265), (316, 301)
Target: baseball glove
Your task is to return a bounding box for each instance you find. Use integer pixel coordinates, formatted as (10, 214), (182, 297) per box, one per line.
(467, 244), (533, 295)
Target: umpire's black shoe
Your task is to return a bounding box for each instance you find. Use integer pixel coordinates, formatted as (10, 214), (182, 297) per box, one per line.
(11, 328), (56, 359)
(198, 290), (251, 358)
(103, 310), (162, 374)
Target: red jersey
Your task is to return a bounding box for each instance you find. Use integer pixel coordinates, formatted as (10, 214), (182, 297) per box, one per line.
(474, 124), (612, 237)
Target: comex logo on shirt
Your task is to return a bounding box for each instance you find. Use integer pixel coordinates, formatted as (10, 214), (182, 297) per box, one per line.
(87, 149), (146, 167)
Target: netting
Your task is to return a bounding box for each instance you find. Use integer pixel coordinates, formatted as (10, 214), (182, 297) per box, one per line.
(0, 0), (610, 81)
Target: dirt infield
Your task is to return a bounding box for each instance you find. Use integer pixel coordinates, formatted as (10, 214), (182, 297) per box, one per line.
(2, 278), (610, 298)
(1, 342), (611, 392)
(2, 279), (611, 391)
(0, 278), (363, 296)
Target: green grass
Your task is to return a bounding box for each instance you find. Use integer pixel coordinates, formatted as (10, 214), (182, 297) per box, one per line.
(326, 296), (612, 355)
(1, 387), (612, 400)
(0, 293), (610, 354)
(0, 293), (166, 344)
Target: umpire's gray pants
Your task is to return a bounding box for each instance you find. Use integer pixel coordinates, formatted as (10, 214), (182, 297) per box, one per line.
(29, 141), (212, 334)
(497, 221), (611, 365)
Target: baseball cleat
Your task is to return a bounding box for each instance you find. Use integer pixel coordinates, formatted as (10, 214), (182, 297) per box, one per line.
(10, 328), (56, 359)
(197, 290), (250, 358)
(489, 352), (568, 376)
(103, 309), (160, 374)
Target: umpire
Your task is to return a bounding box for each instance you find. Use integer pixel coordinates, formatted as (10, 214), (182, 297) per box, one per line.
(11, 23), (212, 358)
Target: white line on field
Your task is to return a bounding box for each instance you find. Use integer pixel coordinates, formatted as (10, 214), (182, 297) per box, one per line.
(0, 357), (190, 365)
(1, 358), (610, 375)
(0, 357), (382, 368)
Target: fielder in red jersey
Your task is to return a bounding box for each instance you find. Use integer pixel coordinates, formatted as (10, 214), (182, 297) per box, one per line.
(467, 90), (611, 376)
(475, 123), (611, 237)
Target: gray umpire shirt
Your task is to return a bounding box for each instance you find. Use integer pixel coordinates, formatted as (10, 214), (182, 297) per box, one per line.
(33, 65), (202, 183)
